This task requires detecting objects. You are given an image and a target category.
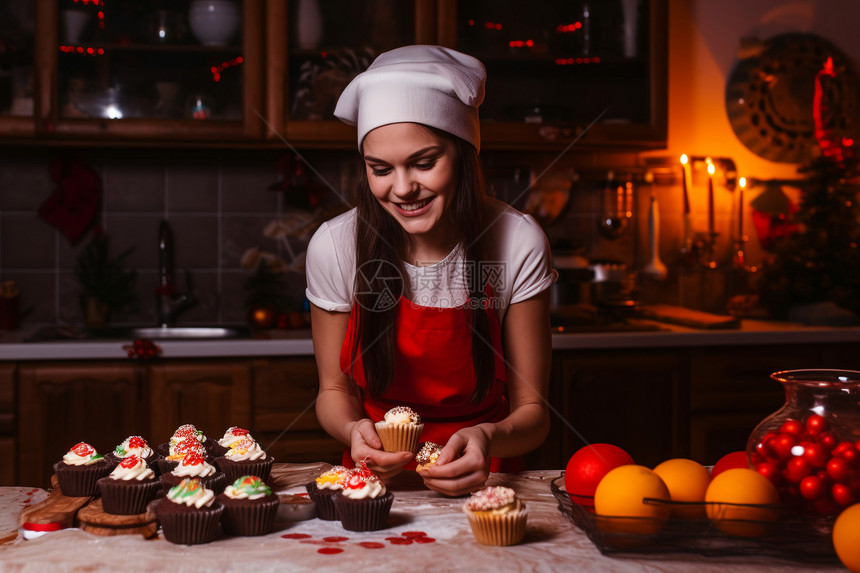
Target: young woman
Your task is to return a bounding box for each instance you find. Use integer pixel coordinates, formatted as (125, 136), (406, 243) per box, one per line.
(306, 45), (555, 496)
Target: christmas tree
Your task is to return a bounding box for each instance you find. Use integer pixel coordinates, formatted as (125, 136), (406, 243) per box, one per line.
(756, 57), (860, 320)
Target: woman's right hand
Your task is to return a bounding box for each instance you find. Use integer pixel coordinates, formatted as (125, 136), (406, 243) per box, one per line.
(347, 418), (413, 479)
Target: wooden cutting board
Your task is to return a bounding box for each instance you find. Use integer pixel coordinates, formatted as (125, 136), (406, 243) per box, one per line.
(77, 498), (158, 538)
(17, 476), (92, 532)
(640, 304), (741, 329)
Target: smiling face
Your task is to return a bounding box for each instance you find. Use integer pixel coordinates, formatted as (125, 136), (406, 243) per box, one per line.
(362, 123), (459, 260)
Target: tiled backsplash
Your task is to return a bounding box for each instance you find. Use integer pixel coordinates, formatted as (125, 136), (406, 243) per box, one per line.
(0, 146), (742, 331)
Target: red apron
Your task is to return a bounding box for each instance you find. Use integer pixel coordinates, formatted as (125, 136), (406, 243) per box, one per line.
(339, 295), (524, 473)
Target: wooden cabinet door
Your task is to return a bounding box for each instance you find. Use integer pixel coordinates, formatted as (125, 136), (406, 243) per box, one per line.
(552, 349), (685, 469)
(0, 363), (16, 485)
(148, 360), (251, 446)
(251, 357), (342, 465)
(17, 361), (145, 488)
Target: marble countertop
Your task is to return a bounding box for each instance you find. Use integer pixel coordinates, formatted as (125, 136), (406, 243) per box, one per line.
(3, 320), (860, 360)
(0, 464), (837, 573)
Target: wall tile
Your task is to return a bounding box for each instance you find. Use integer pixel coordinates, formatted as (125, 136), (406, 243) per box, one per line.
(103, 215), (162, 270)
(166, 160), (219, 212)
(1, 214), (56, 269)
(221, 215), (278, 270)
(9, 272), (55, 324)
(104, 161), (165, 212)
(172, 270), (219, 324)
(0, 155), (54, 210)
(169, 216), (219, 269)
(220, 159), (280, 213)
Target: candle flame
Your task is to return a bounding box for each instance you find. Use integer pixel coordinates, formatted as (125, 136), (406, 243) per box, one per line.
(680, 154), (689, 165)
(707, 162), (715, 176)
(739, 176), (747, 188)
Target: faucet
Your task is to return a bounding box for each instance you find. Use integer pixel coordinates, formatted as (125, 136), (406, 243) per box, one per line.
(156, 220), (197, 327)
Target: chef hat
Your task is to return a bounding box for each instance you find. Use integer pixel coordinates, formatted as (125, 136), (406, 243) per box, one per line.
(334, 45), (486, 151)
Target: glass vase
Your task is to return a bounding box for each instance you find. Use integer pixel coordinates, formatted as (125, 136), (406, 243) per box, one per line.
(747, 369), (860, 517)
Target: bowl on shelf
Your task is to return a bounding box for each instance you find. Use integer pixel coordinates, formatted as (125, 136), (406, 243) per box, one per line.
(188, 0), (241, 46)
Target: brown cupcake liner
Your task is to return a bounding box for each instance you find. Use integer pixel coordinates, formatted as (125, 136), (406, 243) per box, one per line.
(464, 506), (528, 546)
(155, 499), (224, 545)
(160, 471), (226, 495)
(53, 461), (114, 497)
(375, 423), (423, 454)
(215, 456), (274, 484)
(97, 477), (161, 515)
(206, 442), (229, 457)
(305, 481), (339, 521)
(332, 492), (394, 531)
(217, 494), (279, 536)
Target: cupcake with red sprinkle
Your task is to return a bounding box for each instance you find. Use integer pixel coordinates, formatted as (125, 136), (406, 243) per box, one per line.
(305, 465), (349, 521)
(331, 463), (394, 531)
(53, 442), (113, 497)
(463, 486), (527, 546)
(97, 454), (160, 515)
(214, 437), (273, 483)
(375, 406), (423, 454)
(154, 477), (224, 545)
(208, 426), (253, 457)
(160, 451), (226, 494)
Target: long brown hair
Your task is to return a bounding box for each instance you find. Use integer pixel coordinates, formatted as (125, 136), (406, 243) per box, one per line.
(351, 128), (495, 403)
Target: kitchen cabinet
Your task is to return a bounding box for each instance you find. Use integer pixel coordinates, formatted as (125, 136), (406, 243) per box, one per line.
(10, 356), (339, 488)
(269, 0), (667, 150)
(251, 357), (343, 466)
(0, 363), (15, 486)
(17, 361), (147, 488)
(2, 1), (667, 149)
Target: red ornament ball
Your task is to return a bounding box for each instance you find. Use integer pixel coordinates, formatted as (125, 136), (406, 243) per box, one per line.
(712, 451), (750, 479)
(564, 443), (634, 511)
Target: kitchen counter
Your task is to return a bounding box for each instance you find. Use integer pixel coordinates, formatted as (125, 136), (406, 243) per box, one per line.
(0, 464), (837, 572)
(2, 320), (860, 360)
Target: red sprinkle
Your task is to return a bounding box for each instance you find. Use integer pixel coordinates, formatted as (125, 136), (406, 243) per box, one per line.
(323, 536), (349, 542)
(358, 541), (386, 549)
(318, 547), (344, 555)
(414, 537), (436, 543)
(386, 537), (413, 545)
(281, 533), (312, 539)
(401, 531), (428, 538)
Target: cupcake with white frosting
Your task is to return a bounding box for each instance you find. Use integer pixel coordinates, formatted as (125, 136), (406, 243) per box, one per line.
(154, 478), (224, 545)
(97, 454), (160, 515)
(331, 464), (394, 531)
(217, 475), (279, 536)
(53, 442), (113, 497)
(463, 486), (528, 546)
(160, 451), (226, 494)
(215, 437), (274, 483)
(375, 406), (424, 454)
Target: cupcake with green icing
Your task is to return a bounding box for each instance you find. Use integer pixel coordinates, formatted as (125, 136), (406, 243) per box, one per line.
(216, 475), (279, 536)
(154, 477), (224, 545)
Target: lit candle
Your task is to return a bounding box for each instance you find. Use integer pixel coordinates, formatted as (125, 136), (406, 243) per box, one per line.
(707, 161), (716, 235)
(738, 176), (746, 238)
(680, 154), (691, 214)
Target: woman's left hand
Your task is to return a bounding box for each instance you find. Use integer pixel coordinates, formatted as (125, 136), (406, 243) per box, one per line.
(418, 426), (492, 496)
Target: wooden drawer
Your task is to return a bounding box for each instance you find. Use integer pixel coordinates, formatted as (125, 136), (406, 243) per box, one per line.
(252, 358), (324, 433)
(0, 436), (15, 486)
(0, 363), (14, 434)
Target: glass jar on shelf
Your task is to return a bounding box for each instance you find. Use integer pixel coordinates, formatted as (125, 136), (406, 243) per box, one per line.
(747, 369), (860, 517)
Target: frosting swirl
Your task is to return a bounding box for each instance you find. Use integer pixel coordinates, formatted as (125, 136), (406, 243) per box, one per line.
(114, 435), (153, 460)
(341, 467), (386, 500)
(383, 406), (421, 425)
(218, 426), (252, 447)
(167, 478), (216, 508)
(224, 438), (267, 461)
(170, 424), (205, 446)
(223, 475), (271, 500)
(171, 452), (217, 478)
(464, 486), (519, 513)
(109, 454), (155, 481)
(315, 466), (349, 490)
(62, 442), (104, 466)
(168, 437), (207, 460)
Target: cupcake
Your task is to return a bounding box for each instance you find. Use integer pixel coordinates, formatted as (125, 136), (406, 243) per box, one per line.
(160, 451), (226, 494)
(154, 478), (224, 545)
(277, 493), (317, 522)
(208, 426), (253, 457)
(97, 454), (160, 515)
(463, 486), (528, 546)
(215, 437), (274, 484)
(217, 475), (279, 536)
(375, 406), (423, 453)
(331, 464), (394, 531)
(157, 437), (209, 476)
(305, 465), (349, 521)
(157, 424), (209, 457)
(105, 435), (161, 471)
(53, 442), (113, 497)
(415, 442), (443, 471)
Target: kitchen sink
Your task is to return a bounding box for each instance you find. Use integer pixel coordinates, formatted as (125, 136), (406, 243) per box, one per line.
(27, 324), (253, 342)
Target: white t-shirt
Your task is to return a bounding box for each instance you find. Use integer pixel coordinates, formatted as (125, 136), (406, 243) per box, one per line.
(305, 198), (556, 323)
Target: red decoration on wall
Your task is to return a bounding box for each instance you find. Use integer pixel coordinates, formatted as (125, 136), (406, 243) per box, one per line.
(38, 157), (101, 245)
(813, 56), (855, 165)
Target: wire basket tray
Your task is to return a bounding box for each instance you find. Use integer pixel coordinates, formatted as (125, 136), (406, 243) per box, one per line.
(550, 474), (838, 564)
